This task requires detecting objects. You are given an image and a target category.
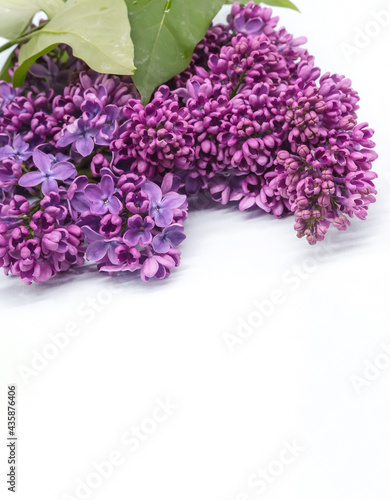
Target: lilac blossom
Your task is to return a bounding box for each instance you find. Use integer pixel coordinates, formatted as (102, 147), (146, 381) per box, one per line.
(143, 180), (186, 227)
(99, 214), (122, 238)
(101, 245), (141, 272)
(95, 105), (119, 144)
(0, 159), (22, 190)
(0, 134), (32, 163)
(140, 253), (176, 281)
(57, 118), (99, 156)
(19, 149), (76, 196)
(0, 82), (18, 111)
(153, 224), (186, 253)
(125, 190), (149, 214)
(0, 3), (378, 284)
(67, 175), (90, 218)
(123, 215), (154, 246)
(84, 175), (123, 215)
(82, 225), (119, 263)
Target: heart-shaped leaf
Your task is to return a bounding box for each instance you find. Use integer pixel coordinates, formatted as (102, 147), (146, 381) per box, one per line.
(0, 0), (64, 39)
(13, 0), (136, 87)
(127, 0), (226, 105)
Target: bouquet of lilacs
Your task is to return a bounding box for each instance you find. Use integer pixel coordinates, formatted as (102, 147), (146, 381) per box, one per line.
(0, 1), (378, 284)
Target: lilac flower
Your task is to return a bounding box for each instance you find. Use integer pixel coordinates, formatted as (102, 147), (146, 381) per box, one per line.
(140, 253), (176, 281)
(0, 82), (18, 111)
(84, 175), (123, 215)
(125, 190), (149, 214)
(57, 118), (99, 156)
(67, 175), (90, 219)
(1, 195), (29, 217)
(3, 221), (84, 284)
(0, 159), (22, 190)
(30, 210), (55, 233)
(0, 222), (7, 265)
(95, 105), (119, 144)
(143, 181), (186, 227)
(0, 3), (379, 285)
(117, 172), (146, 196)
(0, 134), (32, 163)
(123, 215), (154, 246)
(42, 228), (71, 253)
(101, 245), (141, 272)
(91, 153), (111, 176)
(111, 86), (194, 177)
(82, 225), (119, 263)
(81, 98), (103, 124)
(29, 56), (59, 80)
(233, 15), (265, 36)
(30, 111), (58, 138)
(153, 224), (186, 253)
(2, 96), (34, 132)
(99, 214), (122, 238)
(19, 149), (76, 196)
(18, 258), (54, 285)
(228, 2), (278, 37)
(41, 191), (68, 221)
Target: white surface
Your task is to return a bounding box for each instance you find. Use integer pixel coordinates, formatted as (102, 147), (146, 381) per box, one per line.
(1, 1), (390, 499)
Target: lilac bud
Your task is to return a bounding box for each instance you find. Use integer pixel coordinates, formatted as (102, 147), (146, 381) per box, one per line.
(99, 214), (122, 238)
(296, 196), (308, 209)
(318, 194), (330, 207)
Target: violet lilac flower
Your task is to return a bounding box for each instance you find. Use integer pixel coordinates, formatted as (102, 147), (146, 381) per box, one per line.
(0, 134), (32, 164)
(0, 159), (22, 191)
(19, 149), (76, 196)
(123, 215), (154, 246)
(57, 118), (99, 156)
(101, 245), (141, 273)
(153, 224), (186, 253)
(67, 175), (90, 219)
(84, 175), (123, 215)
(82, 225), (120, 263)
(95, 105), (119, 145)
(143, 180), (186, 227)
(0, 82), (17, 111)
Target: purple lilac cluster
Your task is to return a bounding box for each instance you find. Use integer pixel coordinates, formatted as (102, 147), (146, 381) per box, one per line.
(169, 2), (378, 244)
(0, 52), (187, 284)
(0, 2), (378, 284)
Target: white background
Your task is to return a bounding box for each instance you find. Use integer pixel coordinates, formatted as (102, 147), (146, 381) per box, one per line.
(1, 1), (390, 499)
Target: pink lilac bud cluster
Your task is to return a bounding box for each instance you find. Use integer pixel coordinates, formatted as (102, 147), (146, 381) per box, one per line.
(168, 2), (378, 244)
(0, 2), (378, 284)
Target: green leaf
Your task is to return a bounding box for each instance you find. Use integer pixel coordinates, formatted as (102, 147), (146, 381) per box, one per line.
(0, 0), (64, 39)
(0, 48), (16, 82)
(13, 0), (136, 87)
(126, 0), (226, 105)
(37, 0), (65, 18)
(260, 0), (299, 11)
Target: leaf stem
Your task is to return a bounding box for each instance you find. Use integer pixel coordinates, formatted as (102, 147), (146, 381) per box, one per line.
(0, 23), (47, 54)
